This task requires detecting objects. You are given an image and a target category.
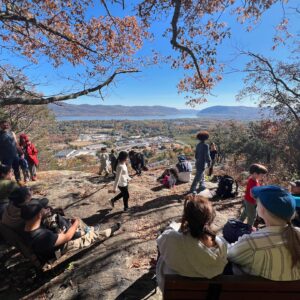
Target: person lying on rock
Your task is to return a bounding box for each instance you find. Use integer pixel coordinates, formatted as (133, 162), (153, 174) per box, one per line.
(21, 201), (121, 263)
(156, 195), (228, 291)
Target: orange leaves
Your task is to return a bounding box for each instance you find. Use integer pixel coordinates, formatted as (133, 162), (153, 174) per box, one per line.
(0, 0), (145, 74)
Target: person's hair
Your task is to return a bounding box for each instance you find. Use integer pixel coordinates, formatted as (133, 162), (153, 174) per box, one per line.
(129, 150), (135, 156)
(258, 199), (300, 268)
(111, 149), (115, 153)
(210, 143), (217, 151)
(117, 151), (128, 162)
(196, 131), (209, 141)
(0, 118), (8, 124)
(283, 222), (300, 268)
(249, 163), (268, 174)
(0, 164), (11, 179)
(101, 147), (107, 151)
(169, 168), (178, 180)
(180, 195), (216, 241)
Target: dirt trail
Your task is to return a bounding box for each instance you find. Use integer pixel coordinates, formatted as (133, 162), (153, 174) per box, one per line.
(0, 169), (242, 300)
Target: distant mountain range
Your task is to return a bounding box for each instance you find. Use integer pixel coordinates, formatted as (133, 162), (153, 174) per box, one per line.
(197, 105), (271, 120)
(49, 103), (196, 116)
(49, 103), (270, 120)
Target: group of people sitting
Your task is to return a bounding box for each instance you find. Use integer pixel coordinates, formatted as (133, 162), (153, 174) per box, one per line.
(0, 119), (39, 183)
(157, 155), (193, 188)
(0, 164), (120, 264)
(157, 185), (300, 290)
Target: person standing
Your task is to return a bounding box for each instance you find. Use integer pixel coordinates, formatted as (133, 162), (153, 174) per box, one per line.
(19, 133), (39, 181)
(98, 147), (110, 177)
(0, 119), (21, 182)
(129, 150), (145, 176)
(109, 149), (117, 177)
(239, 163), (268, 226)
(208, 143), (218, 176)
(109, 151), (131, 211)
(190, 131), (211, 194)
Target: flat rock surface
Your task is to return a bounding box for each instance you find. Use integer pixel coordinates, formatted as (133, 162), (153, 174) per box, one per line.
(0, 169), (242, 300)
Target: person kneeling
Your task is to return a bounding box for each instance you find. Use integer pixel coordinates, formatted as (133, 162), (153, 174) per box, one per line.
(21, 201), (120, 263)
(156, 195), (228, 291)
(228, 185), (300, 281)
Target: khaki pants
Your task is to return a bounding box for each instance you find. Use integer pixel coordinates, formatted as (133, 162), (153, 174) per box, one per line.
(62, 220), (112, 253)
(99, 163), (109, 175)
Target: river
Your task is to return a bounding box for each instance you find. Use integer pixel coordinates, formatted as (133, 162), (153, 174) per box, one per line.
(57, 113), (198, 121)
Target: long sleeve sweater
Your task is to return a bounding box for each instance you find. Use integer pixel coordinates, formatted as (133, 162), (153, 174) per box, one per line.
(113, 163), (130, 190)
(195, 141), (211, 170)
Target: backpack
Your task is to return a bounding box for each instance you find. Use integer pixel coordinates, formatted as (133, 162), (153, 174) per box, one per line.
(215, 175), (238, 199)
(223, 218), (253, 243)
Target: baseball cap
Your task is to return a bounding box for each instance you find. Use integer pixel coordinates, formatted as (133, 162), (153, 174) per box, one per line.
(252, 185), (296, 220)
(178, 155), (186, 162)
(21, 198), (49, 220)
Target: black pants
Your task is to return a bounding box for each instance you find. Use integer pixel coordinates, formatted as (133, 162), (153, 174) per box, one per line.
(112, 186), (129, 209)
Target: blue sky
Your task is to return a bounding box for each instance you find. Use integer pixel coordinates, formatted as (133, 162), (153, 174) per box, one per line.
(5, 1), (299, 109)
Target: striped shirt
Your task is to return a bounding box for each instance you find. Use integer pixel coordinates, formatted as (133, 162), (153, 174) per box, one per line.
(228, 226), (300, 281)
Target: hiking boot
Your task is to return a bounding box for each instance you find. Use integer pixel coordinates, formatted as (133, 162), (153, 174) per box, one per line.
(32, 176), (37, 181)
(103, 222), (121, 238)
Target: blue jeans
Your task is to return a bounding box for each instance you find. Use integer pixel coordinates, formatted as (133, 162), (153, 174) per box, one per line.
(1, 156), (20, 181)
(190, 168), (205, 193)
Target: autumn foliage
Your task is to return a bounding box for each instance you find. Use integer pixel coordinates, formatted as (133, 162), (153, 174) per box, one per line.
(0, 0), (294, 105)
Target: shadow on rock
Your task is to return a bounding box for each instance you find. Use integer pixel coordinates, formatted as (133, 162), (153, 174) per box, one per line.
(115, 270), (157, 300)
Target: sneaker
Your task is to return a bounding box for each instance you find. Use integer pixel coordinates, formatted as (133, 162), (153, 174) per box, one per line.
(110, 199), (115, 208)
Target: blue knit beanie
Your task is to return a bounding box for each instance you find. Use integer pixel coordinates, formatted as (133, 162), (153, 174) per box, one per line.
(252, 185), (296, 220)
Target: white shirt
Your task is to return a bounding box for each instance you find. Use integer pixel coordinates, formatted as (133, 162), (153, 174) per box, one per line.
(113, 163), (130, 190)
(228, 226), (300, 281)
(156, 224), (228, 291)
(177, 171), (191, 183)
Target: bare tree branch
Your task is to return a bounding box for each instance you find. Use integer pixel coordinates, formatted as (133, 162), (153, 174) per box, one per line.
(0, 69), (139, 105)
(170, 0), (206, 88)
(247, 52), (300, 98)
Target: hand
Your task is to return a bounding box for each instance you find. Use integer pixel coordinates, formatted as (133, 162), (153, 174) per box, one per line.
(20, 154), (25, 159)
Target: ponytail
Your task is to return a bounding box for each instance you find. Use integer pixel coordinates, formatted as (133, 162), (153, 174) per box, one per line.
(282, 221), (300, 268)
(180, 195), (216, 241)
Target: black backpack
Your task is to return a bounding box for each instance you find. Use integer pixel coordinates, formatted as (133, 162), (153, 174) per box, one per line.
(215, 175), (238, 199)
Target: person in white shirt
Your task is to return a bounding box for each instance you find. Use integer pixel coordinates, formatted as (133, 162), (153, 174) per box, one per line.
(109, 151), (131, 211)
(176, 155), (192, 183)
(156, 195), (228, 291)
(98, 147), (110, 177)
(228, 185), (300, 281)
